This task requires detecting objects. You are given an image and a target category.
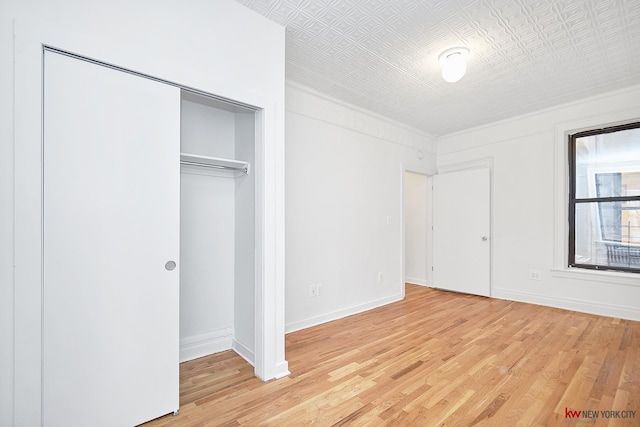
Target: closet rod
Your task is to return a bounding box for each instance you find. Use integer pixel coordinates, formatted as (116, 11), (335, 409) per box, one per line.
(180, 160), (249, 174)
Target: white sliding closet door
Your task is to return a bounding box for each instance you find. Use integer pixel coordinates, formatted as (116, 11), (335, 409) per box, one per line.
(43, 51), (180, 426)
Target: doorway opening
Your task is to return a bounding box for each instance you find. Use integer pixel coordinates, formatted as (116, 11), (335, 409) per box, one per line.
(403, 170), (433, 288)
(179, 91), (258, 365)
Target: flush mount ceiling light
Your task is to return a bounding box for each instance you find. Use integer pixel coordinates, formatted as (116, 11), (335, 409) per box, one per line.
(438, 47), (470, 83)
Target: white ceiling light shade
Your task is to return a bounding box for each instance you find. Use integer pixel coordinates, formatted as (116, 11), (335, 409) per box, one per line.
(438, 47), (470, 83)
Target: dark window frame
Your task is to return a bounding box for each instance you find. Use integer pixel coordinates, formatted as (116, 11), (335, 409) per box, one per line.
(568, 121), (640, 274)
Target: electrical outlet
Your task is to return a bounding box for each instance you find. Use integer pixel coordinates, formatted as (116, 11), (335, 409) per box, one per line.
(529, 270), (541, 281)
(316, 283), (323, 296)
(309, 284), (317, 297)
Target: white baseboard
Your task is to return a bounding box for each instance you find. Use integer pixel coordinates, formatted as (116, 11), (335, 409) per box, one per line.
(285, 293), (404, 334)
(405, 277), (428, 286)
(232, 338), (255, 366)
(179, 327), (233, 363)
(492, 288), (640, 321)
(272, 361), (291, 379)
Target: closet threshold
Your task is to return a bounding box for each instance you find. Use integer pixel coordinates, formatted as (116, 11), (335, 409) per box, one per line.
(180, 153), (250, 175)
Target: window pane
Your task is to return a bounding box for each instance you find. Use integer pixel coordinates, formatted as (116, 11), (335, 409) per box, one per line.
(574, 201), (640, 269)
(575, 127), (640, 199)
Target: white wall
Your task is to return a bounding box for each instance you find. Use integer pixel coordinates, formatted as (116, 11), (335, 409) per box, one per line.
(284, 82), (437, 332)
(2, 1), (286, 425)
(437, 85), (640, 321)
(0, 3), (15, 425)
(404, 172), (429, 286)
(234, 111), (257, 361)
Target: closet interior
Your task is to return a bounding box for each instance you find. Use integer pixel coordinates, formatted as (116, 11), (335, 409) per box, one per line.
(179, 90), (257, 365)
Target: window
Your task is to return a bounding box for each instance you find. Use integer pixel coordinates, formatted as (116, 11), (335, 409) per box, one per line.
(569, 122), (640, 273)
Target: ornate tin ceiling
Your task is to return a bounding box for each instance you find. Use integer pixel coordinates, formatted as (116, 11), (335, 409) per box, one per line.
(236, 0), (640, 136)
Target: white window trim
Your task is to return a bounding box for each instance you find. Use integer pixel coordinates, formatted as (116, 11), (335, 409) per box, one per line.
(552, 111), (640, 286)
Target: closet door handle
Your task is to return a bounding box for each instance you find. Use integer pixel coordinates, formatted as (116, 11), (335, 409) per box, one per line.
(165, 261), (177, 271)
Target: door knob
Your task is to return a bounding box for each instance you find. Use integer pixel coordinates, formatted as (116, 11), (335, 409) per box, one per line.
(165, 261), (176, 271)
(482, 236), (488, 241)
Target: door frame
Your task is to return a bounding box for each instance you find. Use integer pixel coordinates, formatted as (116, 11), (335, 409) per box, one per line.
(401, 165), (435, 298)
(402, 169), (433, 290)
(13, 34), (288, 425)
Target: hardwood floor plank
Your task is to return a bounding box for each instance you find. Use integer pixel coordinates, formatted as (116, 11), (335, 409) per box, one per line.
(143, 284), (640, 427)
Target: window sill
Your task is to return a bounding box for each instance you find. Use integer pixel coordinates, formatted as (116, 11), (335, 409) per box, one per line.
(551, 267), (640, 287)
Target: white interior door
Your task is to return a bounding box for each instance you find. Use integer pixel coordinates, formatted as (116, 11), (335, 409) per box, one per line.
(43, 51), (180, 426)
(433, 168), (490, 296)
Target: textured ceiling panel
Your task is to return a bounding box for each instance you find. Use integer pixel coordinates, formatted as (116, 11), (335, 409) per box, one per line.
(236, 0), (640, 136)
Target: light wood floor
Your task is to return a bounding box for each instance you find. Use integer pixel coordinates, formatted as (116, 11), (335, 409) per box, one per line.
(143, 284), (640, 426)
